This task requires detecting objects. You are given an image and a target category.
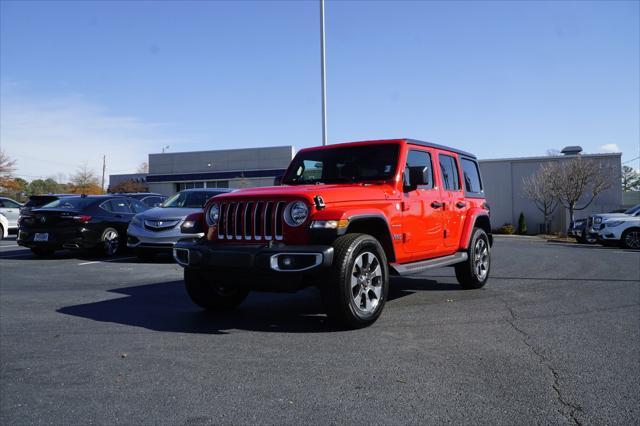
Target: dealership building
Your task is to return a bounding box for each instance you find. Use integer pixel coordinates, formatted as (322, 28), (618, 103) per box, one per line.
(110, 144), (623, 234)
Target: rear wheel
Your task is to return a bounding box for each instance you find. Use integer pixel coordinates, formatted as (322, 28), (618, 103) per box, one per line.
(31, 247), (55, 257)
(184, 268), (249, 310)
(0, 225), (4, 240)
(321, 233), (389, 329)
(455, 228), (491, 289)
(621, 228), (640, 250)
(98, 228), (120, 257)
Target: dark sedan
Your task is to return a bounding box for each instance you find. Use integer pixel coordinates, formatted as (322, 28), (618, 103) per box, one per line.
(17, 195), (150, 257)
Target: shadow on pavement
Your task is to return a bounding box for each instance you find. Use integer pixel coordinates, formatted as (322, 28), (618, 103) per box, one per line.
(57, 276), (461, 334)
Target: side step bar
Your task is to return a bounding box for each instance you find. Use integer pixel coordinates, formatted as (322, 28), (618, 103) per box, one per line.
(389, 252), (468, 276)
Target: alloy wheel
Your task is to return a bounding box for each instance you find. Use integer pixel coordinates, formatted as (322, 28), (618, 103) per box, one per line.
(625, 231), (640, 249)
(473, 238), (489, 280)
(351, 251), (383, 315)
(103, 230), (119, 256)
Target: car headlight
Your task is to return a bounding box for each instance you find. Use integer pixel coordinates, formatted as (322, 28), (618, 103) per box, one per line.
(593, 217), (602, 224)
(605, 221), (624, 227)
(284, 201), (309, 227)
(130, 215), (143, 227)
(207, 203), (220, 225)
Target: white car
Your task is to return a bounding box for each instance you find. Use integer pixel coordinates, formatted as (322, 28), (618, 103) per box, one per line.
(597, 215), (640, 249)
(0, 197), (22, 232)
(0, 213), (8, 240)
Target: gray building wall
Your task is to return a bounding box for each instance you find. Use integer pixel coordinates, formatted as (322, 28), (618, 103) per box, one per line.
(479, 153), (622, 234)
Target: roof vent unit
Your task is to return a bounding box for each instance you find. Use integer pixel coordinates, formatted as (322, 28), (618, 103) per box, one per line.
(561, 146), (583, 156)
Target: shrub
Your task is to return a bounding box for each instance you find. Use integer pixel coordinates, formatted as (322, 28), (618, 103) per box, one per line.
(517, 212), (527, 234)
(496, 224), (516, 235)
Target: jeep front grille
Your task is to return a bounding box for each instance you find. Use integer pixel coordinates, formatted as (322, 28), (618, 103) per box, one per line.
(217, 201), (285, 241)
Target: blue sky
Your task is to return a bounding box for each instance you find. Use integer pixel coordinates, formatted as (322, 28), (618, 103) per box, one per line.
(1, 0), (638, 180)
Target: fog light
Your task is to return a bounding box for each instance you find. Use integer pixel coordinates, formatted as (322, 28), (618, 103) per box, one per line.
(282, 256), (293, 266)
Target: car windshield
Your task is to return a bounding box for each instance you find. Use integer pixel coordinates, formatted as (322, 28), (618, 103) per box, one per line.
(163, 191), (212, 208)
(282, 144), (400, 185)
(40, 197), (95, 210)
(624, 204), (640, 215)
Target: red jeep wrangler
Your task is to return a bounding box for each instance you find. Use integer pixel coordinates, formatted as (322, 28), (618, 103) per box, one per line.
(174, 139), (492, 328)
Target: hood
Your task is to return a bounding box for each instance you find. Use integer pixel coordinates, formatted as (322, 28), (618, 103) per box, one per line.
(214, 183), (398, 205)
(603, 215), (640, 223)
(137, 207), (202, 220)
(592, 213), (627, 219)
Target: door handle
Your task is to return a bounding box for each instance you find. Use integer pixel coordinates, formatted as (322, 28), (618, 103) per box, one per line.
(431, 201), (443, 209)
(456, 201), (467, 208)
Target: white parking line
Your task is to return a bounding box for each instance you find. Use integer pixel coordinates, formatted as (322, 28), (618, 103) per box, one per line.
(77, 256), (137, 266)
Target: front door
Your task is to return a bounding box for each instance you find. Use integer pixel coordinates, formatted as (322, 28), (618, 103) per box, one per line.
(401, 148), (444, 257)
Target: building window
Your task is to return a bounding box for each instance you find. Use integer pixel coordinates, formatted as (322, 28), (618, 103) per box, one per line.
(176, 180), (228, 191)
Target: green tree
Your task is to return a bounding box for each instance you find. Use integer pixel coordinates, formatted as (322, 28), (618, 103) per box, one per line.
(621, 166), (640, 191)
(28, 178), (63, 195)
(517, 212), (527, 235)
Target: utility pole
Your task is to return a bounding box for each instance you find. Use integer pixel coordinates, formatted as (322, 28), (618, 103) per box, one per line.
(320, 0), (328, 146)
(101, 155), (106, 193)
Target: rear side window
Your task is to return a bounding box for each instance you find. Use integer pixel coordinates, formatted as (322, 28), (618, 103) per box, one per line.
(461, 158), (483, 195)
(108, 199), (132, 214)
(438, 155), (461, 191)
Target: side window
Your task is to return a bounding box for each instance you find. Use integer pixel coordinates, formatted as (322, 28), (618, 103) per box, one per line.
(109, 199), (132, 214)
(130, 199), (148, 213)
(403, 149), (433, 191)
(1, 199), (19, 208)
(461, 158), (483, 194)
(439, 155), (461, 191)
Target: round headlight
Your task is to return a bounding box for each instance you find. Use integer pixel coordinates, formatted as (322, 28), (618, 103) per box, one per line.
(207, 203), (220, 225)
(285, 201), (309, 227)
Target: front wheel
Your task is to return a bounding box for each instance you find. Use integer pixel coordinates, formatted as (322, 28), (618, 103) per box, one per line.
(321, 233), (389, 329)
(98, 228), (120, 257)
(455, 228), (491, 289)
(621, 228), (640, 250)
(184, 268), (249, 310)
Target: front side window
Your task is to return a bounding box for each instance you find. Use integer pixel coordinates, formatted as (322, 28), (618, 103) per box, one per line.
(403, 149), (433, 190)
(439, 155), (461, 191)
(282, 144), (399, 185)
(130, 199), (149, 213)
(461, 158), (483, 194)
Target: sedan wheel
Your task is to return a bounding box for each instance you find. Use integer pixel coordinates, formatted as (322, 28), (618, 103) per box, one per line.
(622, 229), (640, 250)
(101, 228), (120, 256)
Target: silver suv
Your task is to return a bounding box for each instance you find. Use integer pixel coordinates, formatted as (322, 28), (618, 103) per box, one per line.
(127, 188), (233, 259)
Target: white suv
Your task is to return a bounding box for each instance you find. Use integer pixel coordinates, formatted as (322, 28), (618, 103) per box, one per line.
(597, 212), (640, 249)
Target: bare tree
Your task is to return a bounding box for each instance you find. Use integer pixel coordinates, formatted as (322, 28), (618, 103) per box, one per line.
(621, 165), (640, 191)
(522, 164), (558, 232)
(547, 157), (613, 223)
(137, 162), (149, 173)
(0, 150), (18, 191)
(70, 163), (101, 194)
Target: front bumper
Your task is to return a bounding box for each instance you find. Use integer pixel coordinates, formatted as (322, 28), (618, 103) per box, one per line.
(127, 223), (203, 251)
(173, 240), (334, 273)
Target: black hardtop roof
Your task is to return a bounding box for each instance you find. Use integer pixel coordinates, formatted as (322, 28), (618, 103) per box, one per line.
(405, 139), (477, 159)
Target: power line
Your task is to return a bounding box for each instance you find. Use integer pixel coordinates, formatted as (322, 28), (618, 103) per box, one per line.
(622, 156), (639, 164)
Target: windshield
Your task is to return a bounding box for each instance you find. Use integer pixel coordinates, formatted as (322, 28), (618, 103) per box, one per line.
(163, 191), (213, 208)
(282, 144), (400, 185)
(624, 204), (640, 215)
(40, 197), (95, 210)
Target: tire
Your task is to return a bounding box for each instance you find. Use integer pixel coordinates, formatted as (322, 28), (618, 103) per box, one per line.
(575, 235), (587, 244)
(0, 225), (4, 240)
(136, 249), (156, 261)
(621, 228), (640, 250)
(455, 227), (491, 289)
(97, 228), (120, 257)
(31, 247), (55, 257)
(184, 268), (249, 310)
(321, 233), (389, 329)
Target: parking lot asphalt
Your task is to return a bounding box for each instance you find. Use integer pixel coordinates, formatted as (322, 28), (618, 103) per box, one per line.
(0, 236), (638, 425)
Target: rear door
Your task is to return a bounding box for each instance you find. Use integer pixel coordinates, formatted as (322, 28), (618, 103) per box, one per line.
(401, 147), (445, 256)
(437, 152), (468, 249)
(105, 198), (135, 235)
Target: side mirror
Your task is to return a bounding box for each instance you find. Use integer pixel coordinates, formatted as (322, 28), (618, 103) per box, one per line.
(407, 166), (432, 188)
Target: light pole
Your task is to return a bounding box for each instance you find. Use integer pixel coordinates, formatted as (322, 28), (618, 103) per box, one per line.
(320, 0), (328, 146)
